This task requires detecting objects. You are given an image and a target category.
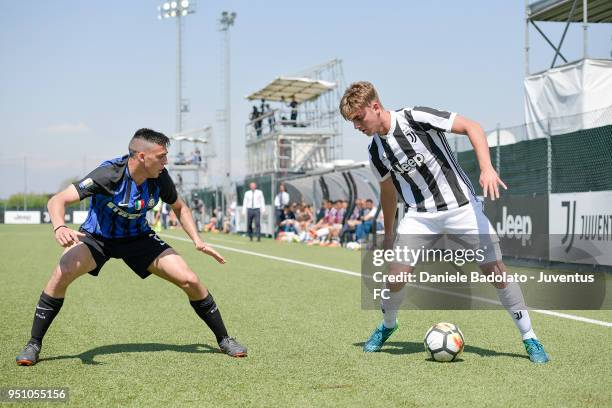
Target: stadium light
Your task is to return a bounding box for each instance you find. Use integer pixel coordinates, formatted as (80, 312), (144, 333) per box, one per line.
(158, 0), (192, 17)
(219, 11), (236, 29)
(157, 0), (196, 152)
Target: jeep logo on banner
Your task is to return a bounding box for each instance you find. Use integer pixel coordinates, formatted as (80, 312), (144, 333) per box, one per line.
(496, 206), (532, 247)
(483, 194), (549, 260)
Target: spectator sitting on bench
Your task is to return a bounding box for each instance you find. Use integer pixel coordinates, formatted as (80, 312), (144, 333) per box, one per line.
(309, 200), (334, 244)
(343, 198), (365, 241)
(324, 200), (346, 247)
(355, 199), (380, 242)
(277, 204), (298, 239)
(203, 209), (219, 233)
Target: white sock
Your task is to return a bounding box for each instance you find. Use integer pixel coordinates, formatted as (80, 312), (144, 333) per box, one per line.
(381, 285), (407, 328)
(496, 283), (537, 340)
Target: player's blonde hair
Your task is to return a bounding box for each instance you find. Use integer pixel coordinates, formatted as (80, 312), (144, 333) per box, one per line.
(339, 81), (383, 120)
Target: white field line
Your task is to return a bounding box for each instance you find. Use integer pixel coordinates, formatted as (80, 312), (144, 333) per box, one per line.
(161, 234), (612, 328)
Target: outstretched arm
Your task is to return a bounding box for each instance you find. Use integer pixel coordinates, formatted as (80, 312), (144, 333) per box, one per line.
(451, 115), (507, 200)
(171, 197), (226, 264)
(48, 185), (85, 247)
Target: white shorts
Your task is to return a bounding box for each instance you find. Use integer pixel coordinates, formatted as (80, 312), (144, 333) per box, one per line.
(395, 200), (501, 265)
(315, 227), (330, 238)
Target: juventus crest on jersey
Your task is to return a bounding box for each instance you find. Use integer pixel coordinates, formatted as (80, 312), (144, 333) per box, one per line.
(369, 106), (478, 212)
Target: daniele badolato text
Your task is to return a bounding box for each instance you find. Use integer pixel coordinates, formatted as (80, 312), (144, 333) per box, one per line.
(371, 270), (595, 285)
(366, 247), (595, 300)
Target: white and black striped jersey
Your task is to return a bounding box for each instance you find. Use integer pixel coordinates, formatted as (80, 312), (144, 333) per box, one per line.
(368, 106), (478, 212)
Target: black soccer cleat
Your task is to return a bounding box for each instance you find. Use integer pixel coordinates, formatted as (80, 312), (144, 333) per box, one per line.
(16, 342), (41, 366)
(218, 337), (247, 357)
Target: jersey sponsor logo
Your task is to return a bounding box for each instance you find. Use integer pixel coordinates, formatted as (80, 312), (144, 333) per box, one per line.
(106, 202), (144, 220)
(391, 153), (425, 174)
(78, 178), (94, 190)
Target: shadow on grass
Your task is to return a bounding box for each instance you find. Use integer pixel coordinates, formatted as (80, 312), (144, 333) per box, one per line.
(353, 341), (528, 360)
(41, 343), (219, 365)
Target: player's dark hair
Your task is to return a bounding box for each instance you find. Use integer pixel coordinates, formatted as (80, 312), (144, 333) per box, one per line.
(129, 128), (170, 156)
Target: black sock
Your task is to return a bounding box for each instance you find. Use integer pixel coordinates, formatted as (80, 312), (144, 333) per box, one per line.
(29, 291), (64, 346)
(190, 293), (228, 344)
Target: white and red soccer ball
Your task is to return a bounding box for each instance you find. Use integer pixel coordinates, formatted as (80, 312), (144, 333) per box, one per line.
(424, 322), (465, 362)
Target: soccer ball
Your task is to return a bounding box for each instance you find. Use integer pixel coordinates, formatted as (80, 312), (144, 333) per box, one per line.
(424, 322), (465, 362)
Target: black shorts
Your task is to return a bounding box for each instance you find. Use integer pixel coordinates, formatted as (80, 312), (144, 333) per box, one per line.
(79, 229), (173, 279)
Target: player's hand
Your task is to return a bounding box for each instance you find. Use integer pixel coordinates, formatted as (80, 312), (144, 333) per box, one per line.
(479, 166), (507, 201)
(195, 241), (226, 264)
(54, 226), (86, 248)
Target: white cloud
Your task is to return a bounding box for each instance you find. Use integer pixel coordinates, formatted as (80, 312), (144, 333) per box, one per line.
(41, 122), (92, 135)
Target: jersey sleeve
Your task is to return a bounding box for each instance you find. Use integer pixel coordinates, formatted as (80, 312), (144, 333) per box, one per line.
(72, 163), (123, 200)
(368, 139), (391, 183)
(410, 106), (457, 132)
(158, 169), (178, 205)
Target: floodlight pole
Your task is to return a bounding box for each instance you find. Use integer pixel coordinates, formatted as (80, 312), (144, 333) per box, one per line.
(176, 14), (183, 138)
(23, 156), (27, 210)
(158, 1), (195, 153)
(582, 0), (588, 59)
(219, 11), (236, 213)
(525, 0), (530, 75)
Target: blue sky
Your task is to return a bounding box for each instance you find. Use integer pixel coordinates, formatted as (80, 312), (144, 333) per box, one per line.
(1, 0), (610, 198)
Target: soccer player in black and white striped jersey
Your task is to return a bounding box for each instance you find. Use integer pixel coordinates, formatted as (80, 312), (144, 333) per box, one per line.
(340, 81), (549, 363)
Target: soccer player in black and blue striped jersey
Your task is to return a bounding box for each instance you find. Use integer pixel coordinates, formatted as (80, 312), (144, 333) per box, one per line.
(16, 129), (246, 365)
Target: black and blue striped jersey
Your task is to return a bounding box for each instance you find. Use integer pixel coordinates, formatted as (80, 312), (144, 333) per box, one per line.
(73, 155), (178, 238)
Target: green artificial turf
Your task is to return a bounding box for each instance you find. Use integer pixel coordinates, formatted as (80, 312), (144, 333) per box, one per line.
(1, 225), (610, 407)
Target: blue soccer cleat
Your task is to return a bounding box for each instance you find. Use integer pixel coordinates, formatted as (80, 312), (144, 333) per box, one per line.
(363, 322), (398, 352)
(523, 338), (549, 363)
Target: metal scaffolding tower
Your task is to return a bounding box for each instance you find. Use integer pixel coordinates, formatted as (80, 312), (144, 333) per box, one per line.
(244, 59), (345, 178)
(525, 0), (612, 74)
(165, 126), (216, 195)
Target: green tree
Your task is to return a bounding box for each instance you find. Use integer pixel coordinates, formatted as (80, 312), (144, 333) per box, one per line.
(5, 193), (52, 210)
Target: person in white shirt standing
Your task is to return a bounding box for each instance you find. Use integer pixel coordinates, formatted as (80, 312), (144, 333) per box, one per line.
(274, 184), (290, 238)
(243, 182), (265, 242)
